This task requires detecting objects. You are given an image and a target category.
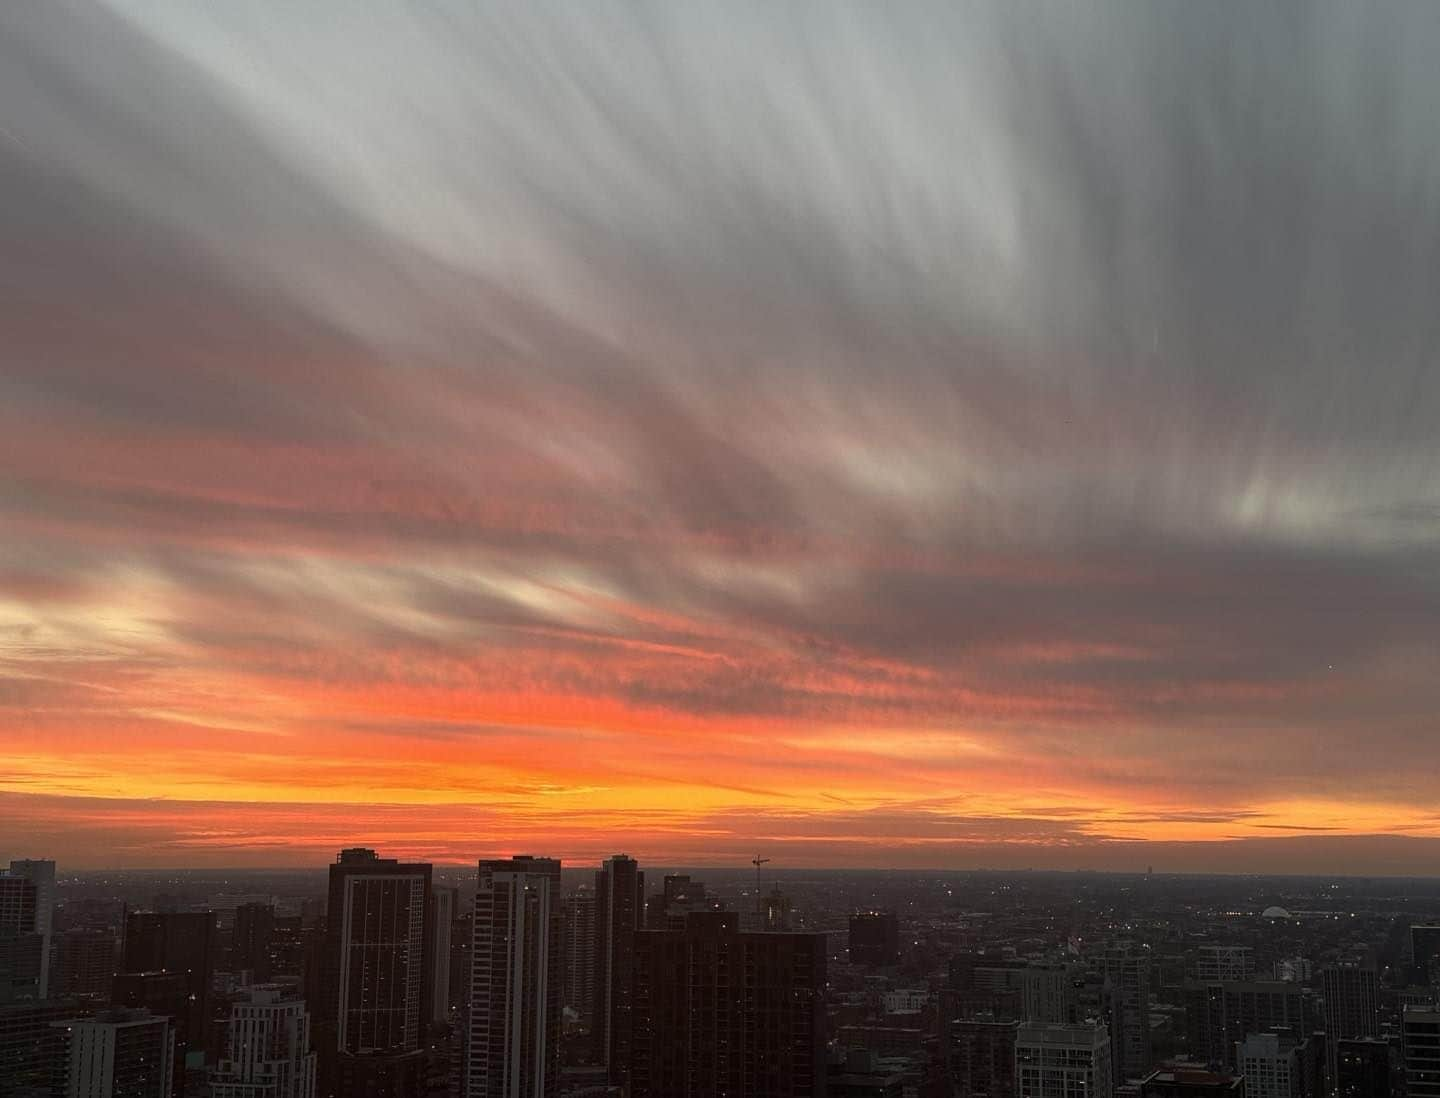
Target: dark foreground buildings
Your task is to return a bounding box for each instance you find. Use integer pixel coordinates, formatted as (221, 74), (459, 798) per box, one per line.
(629, 909), (827, 1098)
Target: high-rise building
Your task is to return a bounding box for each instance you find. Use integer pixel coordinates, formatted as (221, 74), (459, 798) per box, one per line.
(1015, 1022), (1113, 1098)
(318, 848), (433, 1098)
(1196, 947), (1254, 984)
(593, 854), (643, 1084)
(6, 861), (54, 1000)
(645, 875), (711, 931)
(51, 1008), (176, 1098)
(942, 1015), (1018, 1098)
(233, 904), (276, 983)
(1335, 1037), (1391, 1098)
(1182, 982), (1306, 1071)
(628, 910), (827, 1098)
(1, 1000), (75, 1094)
(112, 970), (192, 1096)
(1102, 943), (1153, 1082)
(464, 856), (561, 1098)
(429, 886), (456, 1026)
(1322, 965), (1379, 1082)
(121, 909), (218, 1076)
(1414, 928), (1440, 984)
(1405, 1007), (1440, 1098)
(561, 891), (596, 1023)
(948, 955), (1077, 1024)
(54, 929), (117, 1001)
(1234, 1031), (1324, 1098)
(210, 984), (316, 1098)
(0, 873), (44, 1004)
(849, 912), (900, 967)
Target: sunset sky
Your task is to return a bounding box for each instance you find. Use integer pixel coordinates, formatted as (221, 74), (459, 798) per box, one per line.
(3, 2), (1440, 871)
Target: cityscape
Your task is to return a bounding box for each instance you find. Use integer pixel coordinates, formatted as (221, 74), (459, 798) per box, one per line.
(6, 2), (1440, 1098)
(8, 855), (1440, 1097)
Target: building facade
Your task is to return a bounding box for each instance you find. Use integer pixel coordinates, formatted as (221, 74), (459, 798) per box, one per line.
(210, 985), (316, 1098)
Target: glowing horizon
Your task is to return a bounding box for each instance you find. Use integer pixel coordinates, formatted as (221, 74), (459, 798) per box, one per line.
(4, 2), (1440, 873)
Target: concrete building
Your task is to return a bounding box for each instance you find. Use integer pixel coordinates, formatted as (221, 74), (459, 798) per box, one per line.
(1015, 1022), (1113, 1098)
(561, 890), (597, 1023)
(1234, 1032), (1323, 1098)
(1404, 1007), (1440, 1098)
(210, 984), (316, 1098)
(465, 856), (561, 1098)
(1140, 1066), (1243, 1098)
(52, 1008), (176, 1098)
(593, 855), (643, 1084)
(849, 912), (900, 967)
(1102, 944), (1153, 1082)
(1335, 1037), (1391, 1098)
(317, 848), (432, 1098)
(629, 911), (827, 1098)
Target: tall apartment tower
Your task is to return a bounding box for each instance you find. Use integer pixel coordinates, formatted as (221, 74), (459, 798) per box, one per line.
(1102, 943), (1153, 1082)
(464, 856), (562, 1098)
(7, 860), (55, 1000)
(1404, 1007), (1440, 1098)
(1335, 1038), (1392, 1098)
(1322, 965), (1379, 1082)
(561, 890), (597, 1022)
(318, 848), (433, 1098)
(594, 854), (644, 1084)
(210, 984), (317, 1098)
(628, 910), (827, 1098)
(233, 902), (276, 982)
(0, 873), (44, 1003)
(430, 885), (457, 1024)
(1015, 1021), (1114, 1098)
(849, 911), (900, 967)
(52, 1008), (177, 1098)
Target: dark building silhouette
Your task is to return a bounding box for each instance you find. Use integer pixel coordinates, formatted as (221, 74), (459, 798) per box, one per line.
(317, 848), (433, 1098)
(233, 902), (276, 982)
(1405, 1008), (1440, 1098)
(1336, 1037), (1392, 1098)
(1322, 965), (1379, 1082)
(0, 1000), (76, 1095)
(849, 911), (899, 967)
(1139, 1066), (1244, 1098)
(1181, 981), (1306, 1070)
(561, 890), (597, 1023)
(112, 970), (191, 1096)
(1413, 927), (1440, 984)
(645, 875), (717, 931)
(829, 1047), (904, 1097)
(629, 910), (826, 1098)
(0, 874), (43, 1004)
(947, 954), (1076, 1024)
(464, 856), (561, 1098)
(53, 929), (116, 1001)
(594, 854), (644, 1084)
(1101, 942), (1153, 1083)
(1235, 1030), (1324, 1098)
(941, 1014), (1018, 1098)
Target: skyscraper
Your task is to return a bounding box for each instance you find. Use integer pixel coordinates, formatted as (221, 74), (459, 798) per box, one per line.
(593, 854), (643, 1084)
(53, 929), (117, 1001)
(464, 856), (561, 1098)
(6, 861), (54, 1000)
(51, 1008), (176, 1098)
(121, 909), (218, 1075)
(628, 910), (827, 1098)
(1335, 1037), (1391, 1098)
(849, 911), (900, 967)
(0, 872), (44, 1004)
(429, 886), (456, 1026)
(942, 1015), (1019, 1098)
(318, 848), (433, 1098)
(210, 984), (316, 1098)
(1015, 1021), (1113, 1098)
(1102, 943), (1153, 1082)
(561, 890), (597, 1023)
(1182, 981), (1306, 1071)
(1322, 965), (1379, 1082)
(1405, 1008), (1440, 1098)
(233, 903), (276, 983)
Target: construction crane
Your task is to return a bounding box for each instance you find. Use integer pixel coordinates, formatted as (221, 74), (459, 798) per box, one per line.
(751, 855), (771, 917)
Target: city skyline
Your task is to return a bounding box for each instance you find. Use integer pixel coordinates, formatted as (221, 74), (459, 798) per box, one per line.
(5, 3), (1440, 873)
